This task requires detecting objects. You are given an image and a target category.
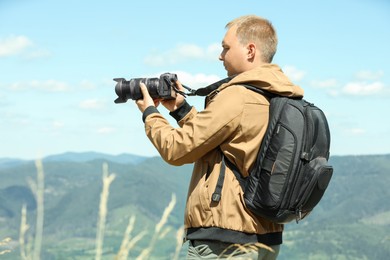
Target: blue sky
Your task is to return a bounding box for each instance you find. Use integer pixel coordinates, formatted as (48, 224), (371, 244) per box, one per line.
(0, 0), (389, 159)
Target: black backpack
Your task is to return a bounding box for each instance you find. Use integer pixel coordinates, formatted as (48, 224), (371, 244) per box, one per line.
(211, 84), (333, 224)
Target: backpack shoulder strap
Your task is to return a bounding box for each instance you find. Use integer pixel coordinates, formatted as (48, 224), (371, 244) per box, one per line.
(211, 155), (226, 202)
(212, 84), (277, 202)
(241, 84), (278, 99)
(212, 154), (247, 202)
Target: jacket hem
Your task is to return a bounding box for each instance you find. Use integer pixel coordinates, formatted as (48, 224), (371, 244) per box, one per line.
(186, 227), (282, 246)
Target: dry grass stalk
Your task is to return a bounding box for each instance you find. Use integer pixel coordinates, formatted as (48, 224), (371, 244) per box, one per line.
(32, 159), (45, 260)
(157, 226), (171, 240)
(219, 242), (274, 259)
(23, 159), (45, 260)
(136, 193), (176, 260)
(95, 163), (116, 260)
(0, 237), (12, 246)
(19, 204), (30, 259)
(0, 237), (12, 255)
(155, 193), (176, 234)
(117, 229), (147, 260)
(116, 215), (136, 259)
(116, 215), (148, 260)
(172, 226), (184, 260)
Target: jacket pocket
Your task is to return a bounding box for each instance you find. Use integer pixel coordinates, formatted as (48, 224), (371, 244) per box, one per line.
(199, 162), (212, 212)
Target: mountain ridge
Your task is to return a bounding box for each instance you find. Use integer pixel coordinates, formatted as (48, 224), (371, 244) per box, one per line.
(0, 153), (389, 259)
(0, 151), (149, 168)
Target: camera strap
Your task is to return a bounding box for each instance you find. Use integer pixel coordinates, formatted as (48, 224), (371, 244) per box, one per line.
(179, 76), (235, 97)
(175, 84), (197, 97)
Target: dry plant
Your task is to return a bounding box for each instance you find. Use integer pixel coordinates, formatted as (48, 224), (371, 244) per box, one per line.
(31, 159), (45, 260)
(0, 237), (12, 255)
(96, 164), (179, 260)
(15, 160), (184, 259)
(19, 159), (45, 260)
(172, 225), (184, 260)
(19, 204), (31, 260)
(115, 193), (182, 260)
(136, 193), (176, 260)
(115, 215), (147, 260)
(95, 162), (116, 260)
(116, 215), (136, 258)
(219, 242), (274, 259)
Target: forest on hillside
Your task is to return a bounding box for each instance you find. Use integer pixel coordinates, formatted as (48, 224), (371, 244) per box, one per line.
(0, 153), (389, 259)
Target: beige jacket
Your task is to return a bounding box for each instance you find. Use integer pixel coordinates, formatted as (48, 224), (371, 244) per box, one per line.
(143, 64), (304, 243)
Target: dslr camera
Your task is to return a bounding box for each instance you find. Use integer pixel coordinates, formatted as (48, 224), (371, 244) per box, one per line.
(113, 73), (178, 103)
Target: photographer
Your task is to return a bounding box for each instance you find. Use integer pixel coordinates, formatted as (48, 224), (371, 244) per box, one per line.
(135, 15), (304, 259)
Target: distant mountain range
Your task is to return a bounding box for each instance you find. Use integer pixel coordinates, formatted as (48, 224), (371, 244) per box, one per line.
(0, 153), (389, 259)
(0, 151), (148, 169)
(42, 151), (148, 164)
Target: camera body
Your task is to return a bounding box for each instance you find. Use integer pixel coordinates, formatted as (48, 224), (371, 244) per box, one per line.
(114, 73), (177, 103)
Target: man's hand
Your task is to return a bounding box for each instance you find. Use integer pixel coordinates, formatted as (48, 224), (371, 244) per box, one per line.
(135, 83), (159, 113)
(161, 81), (186, 112)
(136, 81), (186, 113)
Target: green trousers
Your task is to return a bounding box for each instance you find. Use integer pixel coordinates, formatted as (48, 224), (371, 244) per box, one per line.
(187, 240), (280, 260)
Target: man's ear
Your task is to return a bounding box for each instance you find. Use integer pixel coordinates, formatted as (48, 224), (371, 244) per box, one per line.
(247, 43), (256, 59)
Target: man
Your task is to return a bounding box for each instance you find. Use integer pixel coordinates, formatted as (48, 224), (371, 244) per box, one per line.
(135, 15), (304, 259)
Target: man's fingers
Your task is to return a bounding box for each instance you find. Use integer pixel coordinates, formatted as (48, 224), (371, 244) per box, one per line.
(140, 83), (148, 95)
(175, 81), (185, 91)
(153, 99), (160, 107)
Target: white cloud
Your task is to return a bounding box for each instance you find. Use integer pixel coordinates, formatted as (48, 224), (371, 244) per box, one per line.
(282, 65), (306, 82)
(176, 44), (204, 58)
(25, 49), (51, 59)
(328, 89), (340, 97)
(79, 99), (106, 110)
(355, 70), (384, 81)
(0, 35), (51, 59)
(0, 93), (8, 107)
(9, 80), (71, 92)
(0, 35), (32, 57)
(171, 71), (221, 89)
(80, 80), (96, 89)
(207, 43), (221, 57)
(321, 69), (388, 97)
(52, 121), (65, 130)
(13, 117), (31, 126)
(310, 79), (338, 89)
(342, 81), (384, 96)
(344, 128), (366, 135)
(97, 127), (115, 134)
(144, 43), (220, 66)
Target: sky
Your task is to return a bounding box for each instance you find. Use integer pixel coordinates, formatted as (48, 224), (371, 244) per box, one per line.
(0, 0), (389, 160)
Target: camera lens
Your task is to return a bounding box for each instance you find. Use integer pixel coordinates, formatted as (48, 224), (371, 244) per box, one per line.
(142, 78), (160, 98)
(114, 78), (130, 103)
(128, 78), (160, 100)
(114, 73), (176, 104)
(128, 79), (143, 100)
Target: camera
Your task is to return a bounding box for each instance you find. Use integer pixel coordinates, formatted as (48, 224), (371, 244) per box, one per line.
(113, 73), (178, 103)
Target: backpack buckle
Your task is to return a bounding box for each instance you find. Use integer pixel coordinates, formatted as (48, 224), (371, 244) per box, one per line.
(212, 193), (221, 202)
(296, 209), (302, 223)
(301, 152), (310, 161)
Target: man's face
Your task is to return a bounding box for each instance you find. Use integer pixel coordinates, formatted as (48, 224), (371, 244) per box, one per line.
(219, 25), (248, 77)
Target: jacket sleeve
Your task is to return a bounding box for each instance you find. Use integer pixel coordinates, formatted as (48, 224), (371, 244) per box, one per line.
(169, 99), (193, 122)
(143, 86), (246, 166)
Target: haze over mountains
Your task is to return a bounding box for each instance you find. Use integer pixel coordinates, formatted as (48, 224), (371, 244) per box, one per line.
(0, 152), (389, 259)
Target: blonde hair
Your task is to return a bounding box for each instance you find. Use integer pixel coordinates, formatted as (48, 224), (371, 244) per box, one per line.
(226, 15), (278, 63)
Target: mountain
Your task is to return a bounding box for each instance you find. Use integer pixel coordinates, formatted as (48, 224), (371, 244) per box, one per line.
(0, 158), (28, 169)
(0, 153), (389, 259)
(281, 154), (390, 260)
(42, 151), (148, 164)
(0, 152), (148, 168)
(0, 153), (192, 259)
